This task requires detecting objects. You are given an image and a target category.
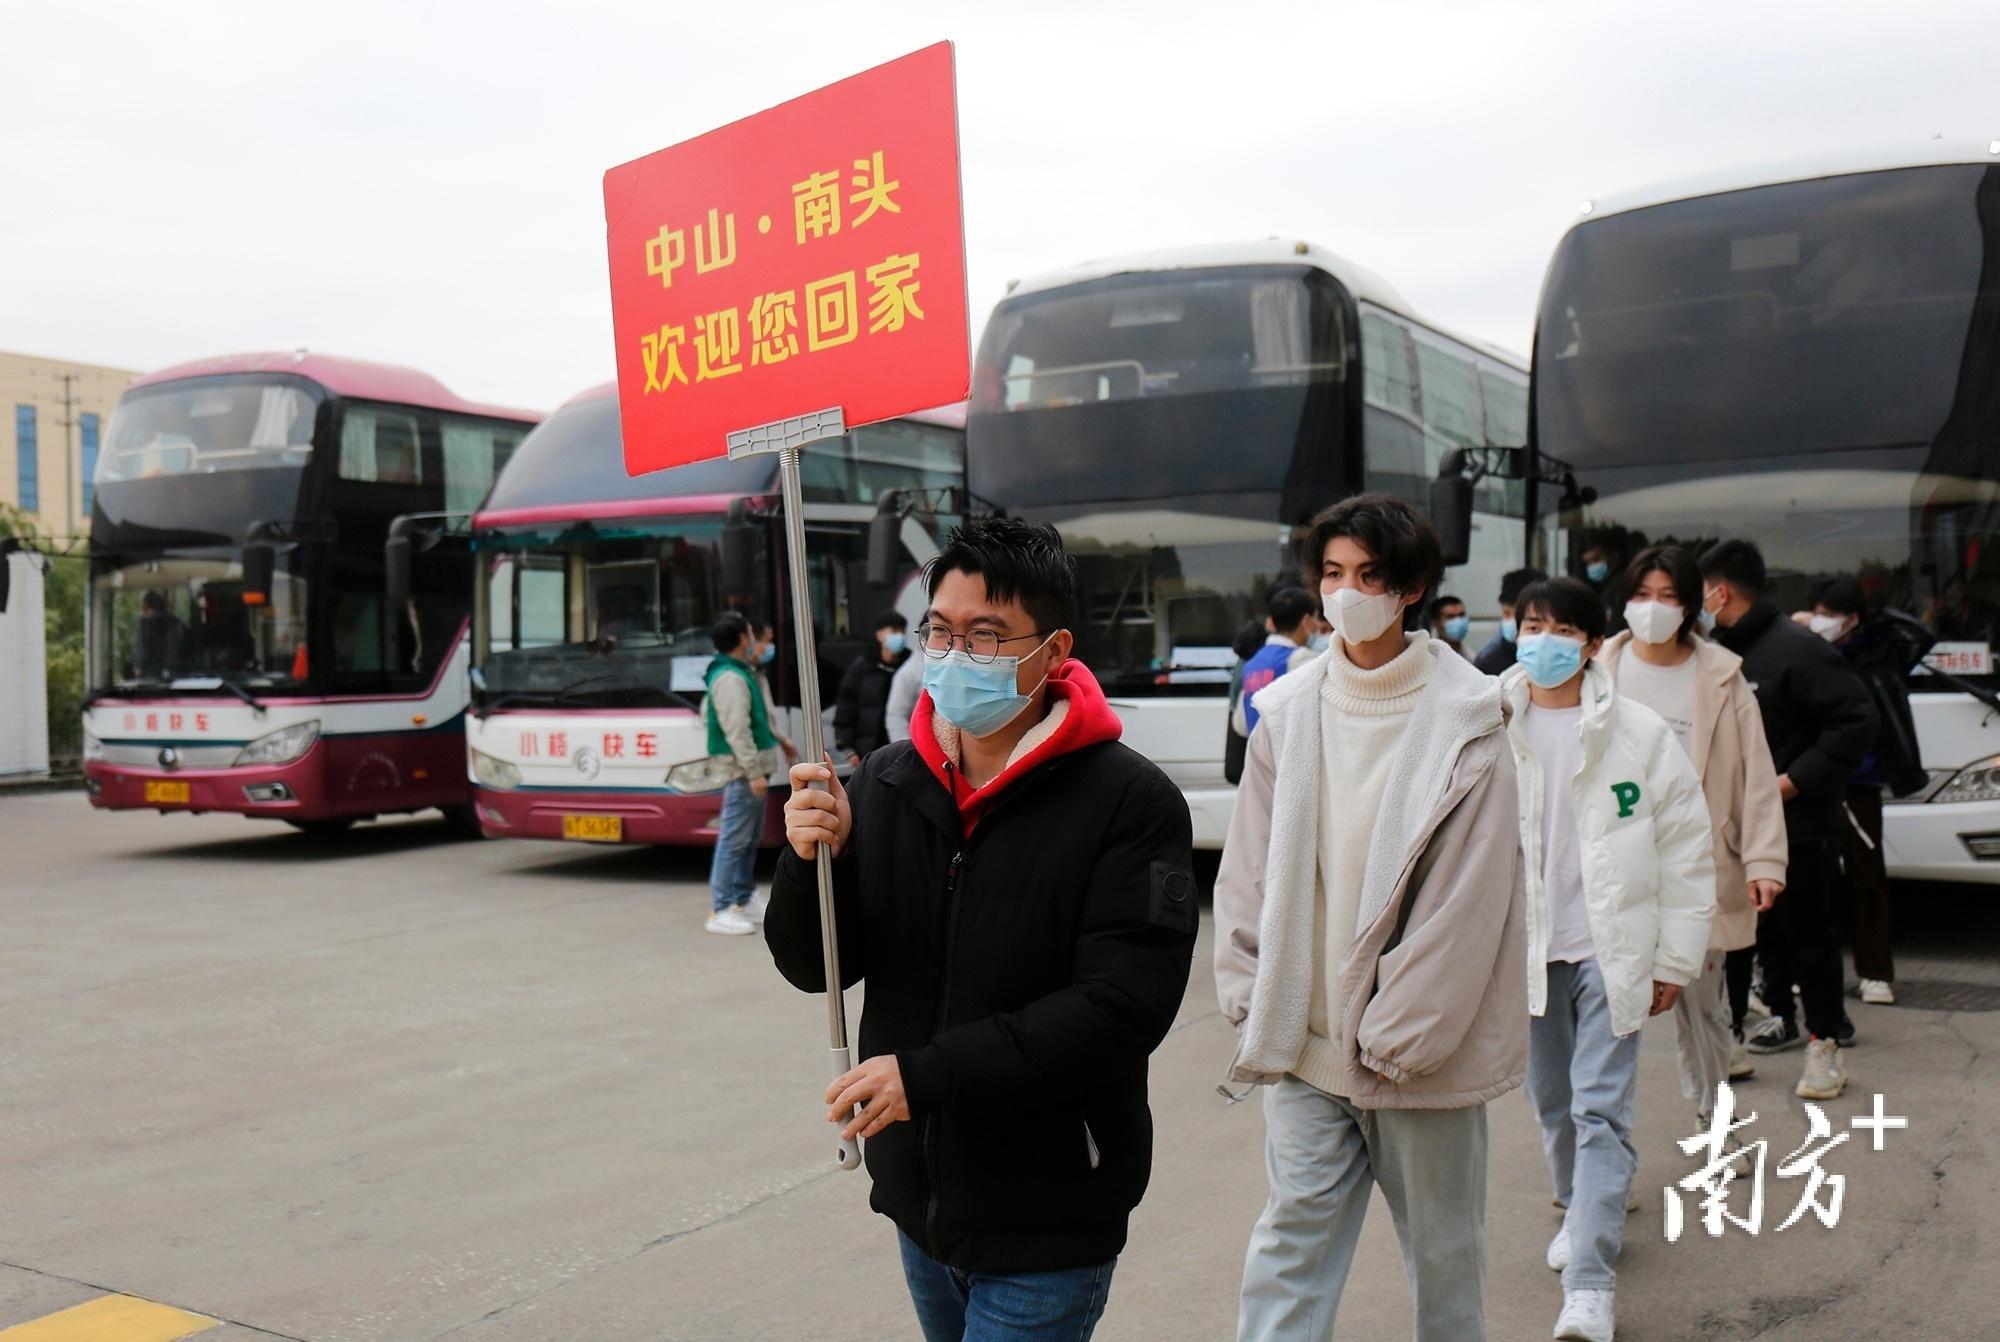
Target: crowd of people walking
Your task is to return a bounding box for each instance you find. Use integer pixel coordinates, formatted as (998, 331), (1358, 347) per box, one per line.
(745, 497), (1905, 1342)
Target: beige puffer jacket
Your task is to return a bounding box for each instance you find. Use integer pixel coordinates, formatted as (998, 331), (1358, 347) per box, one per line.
(1600, 633), (1788, 951)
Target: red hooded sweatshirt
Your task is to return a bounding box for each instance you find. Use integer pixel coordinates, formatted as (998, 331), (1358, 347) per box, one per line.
(909, 658), (1123, 836)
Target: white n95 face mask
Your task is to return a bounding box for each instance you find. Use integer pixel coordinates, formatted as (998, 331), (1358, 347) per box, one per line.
(1623, 599), (1682, 645)
(1324, 587), (1403, 645)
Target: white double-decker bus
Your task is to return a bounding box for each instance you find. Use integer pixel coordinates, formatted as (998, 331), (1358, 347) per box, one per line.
(1529, 141), (2000, 883)
(968, 240), (1529, 848)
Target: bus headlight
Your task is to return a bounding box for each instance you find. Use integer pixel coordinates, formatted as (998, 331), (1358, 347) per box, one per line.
(663, 756), (734, 794)
(234, 720), (321, 767)
(470, 747), (522, 791)
(1930, 757), (2000, 805)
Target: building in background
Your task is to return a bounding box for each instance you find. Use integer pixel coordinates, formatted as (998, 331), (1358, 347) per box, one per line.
(0, 351), (136, 541)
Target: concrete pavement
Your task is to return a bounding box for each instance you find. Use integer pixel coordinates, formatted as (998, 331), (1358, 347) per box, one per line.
(1, 793), (1995, 1340)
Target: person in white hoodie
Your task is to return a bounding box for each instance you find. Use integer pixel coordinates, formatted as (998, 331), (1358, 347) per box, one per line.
(1501, 576), (1715, 1342)
(1216, 494), (1527, 1342)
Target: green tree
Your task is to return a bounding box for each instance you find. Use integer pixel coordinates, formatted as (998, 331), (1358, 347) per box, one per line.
(1, 502), (88, 766)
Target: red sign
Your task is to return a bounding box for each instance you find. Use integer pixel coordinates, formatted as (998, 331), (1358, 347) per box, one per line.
(603, 42), (970, 476)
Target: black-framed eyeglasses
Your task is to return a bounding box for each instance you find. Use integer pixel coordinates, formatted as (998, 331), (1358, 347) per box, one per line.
(915, 622), (1044, 665)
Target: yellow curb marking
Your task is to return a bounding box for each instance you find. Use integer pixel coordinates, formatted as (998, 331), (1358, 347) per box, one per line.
(0, 1294), (217, 1342)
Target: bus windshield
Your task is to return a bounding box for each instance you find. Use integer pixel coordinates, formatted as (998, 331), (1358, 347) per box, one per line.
(475, 518), (729, 710)
(89, 553), (309, 693)
(98, 376), (320, 482)
(971, 264), (1348, 694)
(1536, 162), (2000, 683)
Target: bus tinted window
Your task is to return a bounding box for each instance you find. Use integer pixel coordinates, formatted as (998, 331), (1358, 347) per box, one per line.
(973, 265), (1343, 414)
(442, 417), (527, 513)
(1538, 164), (1998, 466)
(1360, 310), (1418, 420)
(1535, 163), (2000, 684)
(338, 406), (425, 485)
(98, 377), (318, 482)
(1414, 333), (1483, 453)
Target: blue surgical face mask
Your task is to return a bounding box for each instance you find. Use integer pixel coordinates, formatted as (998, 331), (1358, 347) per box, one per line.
(1443, 615), (1471, 642)
(1500, 617), (1519, 643)
(922, 637), (1051, 738)
(758, 642), (776, 665)
(1586, 561), (1610, 584)
(1699, 584), (1724, 633)
(1516, 632), (1585, 689)
(1307, 632), (1332, 654)
(884, 632), (908, 656)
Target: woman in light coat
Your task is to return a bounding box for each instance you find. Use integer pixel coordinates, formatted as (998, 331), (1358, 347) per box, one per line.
(1501, 577), (1715, 1342)
(1598, 544), (1787, 1123)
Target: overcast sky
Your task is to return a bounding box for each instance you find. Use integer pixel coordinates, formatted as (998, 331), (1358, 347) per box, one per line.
(3, 1), (1994, 412)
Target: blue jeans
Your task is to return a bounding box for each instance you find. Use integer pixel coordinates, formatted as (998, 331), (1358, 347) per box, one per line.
(1527, 958), (1641, 1292)
(898, 1233), (1115, 1342)
(707, 777), (761, 913)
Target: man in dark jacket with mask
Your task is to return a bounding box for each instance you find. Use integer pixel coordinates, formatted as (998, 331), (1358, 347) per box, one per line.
(1807, 579), (1931, 1007)
(766, 517), (1196, 1342)
(1473, 565), (1546, 675)
(1700, 541), (1878, 1102)
(834, 610), (912, 766)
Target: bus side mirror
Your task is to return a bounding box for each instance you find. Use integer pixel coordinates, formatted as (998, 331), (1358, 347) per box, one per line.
(1430, 462), (1474, 567)
(385, 533), (413, 605)
(721, 513), (758, 604)
(0, 538), (17, 614)
(242, 541), (276, 604)
(867, 503), (904, 589)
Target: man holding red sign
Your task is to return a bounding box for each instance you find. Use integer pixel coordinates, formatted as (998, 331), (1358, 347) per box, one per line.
(767, 518), (1197, 1341)
(605, 44), (1197, 1342)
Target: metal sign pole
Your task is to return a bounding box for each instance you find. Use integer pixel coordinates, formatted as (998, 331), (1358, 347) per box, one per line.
(729, 408), (861, 1172)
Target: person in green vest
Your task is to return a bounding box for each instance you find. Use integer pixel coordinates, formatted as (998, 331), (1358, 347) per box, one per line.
(703, 611), (787, 935)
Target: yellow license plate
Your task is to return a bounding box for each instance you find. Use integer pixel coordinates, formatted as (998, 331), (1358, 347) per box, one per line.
(562, 814), (623, 843)
(145, 780), (191, 804)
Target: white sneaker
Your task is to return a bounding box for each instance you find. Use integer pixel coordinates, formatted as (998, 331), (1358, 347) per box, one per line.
(742, 893), (769, 925)
(1554, 1288), (1615, 1341)
(1860, 978), (1896, 1005)
(704, 908), (756, 936)
(1729, 1040), (1756, 1079)
(1546, 1223), (1571, 1272)
(1797, 1037), (1847, 1100)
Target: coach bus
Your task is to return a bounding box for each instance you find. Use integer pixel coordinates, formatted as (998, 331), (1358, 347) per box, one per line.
(1528, 141), (2000, 883)
(82, 352), (539, 835)
(967, 240), (1529, 848)
(464, 384), (963, 846)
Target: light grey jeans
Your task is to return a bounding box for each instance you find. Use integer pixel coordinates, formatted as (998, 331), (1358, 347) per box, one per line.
(1672, 949), (1732, 1126)
(1526, 958), (1641, 1293)
(1238, 1076), (1488, 1341)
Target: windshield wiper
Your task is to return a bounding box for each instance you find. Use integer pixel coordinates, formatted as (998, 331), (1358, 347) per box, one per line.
(476, 676), (699, 715)
(218, 678), (266, 713)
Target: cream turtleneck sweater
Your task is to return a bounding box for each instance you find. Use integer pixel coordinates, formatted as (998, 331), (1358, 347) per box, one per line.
(1294, 634), (1436, 1097)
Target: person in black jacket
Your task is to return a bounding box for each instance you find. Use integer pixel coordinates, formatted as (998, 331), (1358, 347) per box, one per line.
(1473, 565), (1546, 675)
(1700, 541), (1878, 1102)
(767, 517), (1196, 1342)
(1808, 578), (1932, 1008)
(834, 609), (911, 766)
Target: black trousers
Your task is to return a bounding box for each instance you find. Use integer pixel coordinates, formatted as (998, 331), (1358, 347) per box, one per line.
(1725, 946), (1755, 1037)
(1842, 785), (1895, 983)
(1757, 838), (1853, 1041)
